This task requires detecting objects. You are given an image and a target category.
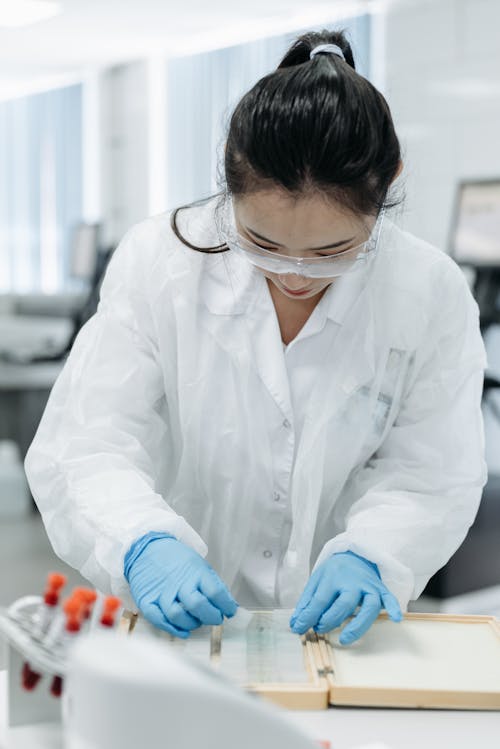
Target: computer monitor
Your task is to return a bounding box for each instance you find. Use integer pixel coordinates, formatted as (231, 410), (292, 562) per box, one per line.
(449, 179), (500, 267)
(70, 223), (100, 282)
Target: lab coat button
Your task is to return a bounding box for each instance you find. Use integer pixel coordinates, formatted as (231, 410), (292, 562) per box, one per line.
(273, 491), (281, 502)
(282, 418), (291, 429)
(263, 550), (273, 558)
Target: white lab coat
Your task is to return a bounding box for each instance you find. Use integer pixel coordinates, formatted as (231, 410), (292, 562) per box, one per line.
(25, 196), (487, 612)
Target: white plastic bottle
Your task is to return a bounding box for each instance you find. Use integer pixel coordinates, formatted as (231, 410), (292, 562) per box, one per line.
(0, 440), (31, 517)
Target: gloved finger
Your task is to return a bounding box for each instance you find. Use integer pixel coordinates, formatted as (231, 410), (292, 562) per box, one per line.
(178, 586), (224, 626)
(290, 568), (323, 627)
(291, 577), (340, 634)
(159, 598), (202, 631)
(315, 590), (361, 633)
(338, 592), (381, 645)
(381, 590), (403, 622)
(199, 570), (238, 618)
(141, 602), (190, 639)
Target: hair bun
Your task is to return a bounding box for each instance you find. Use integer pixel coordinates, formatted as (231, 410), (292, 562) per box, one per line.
(278, 29), (355, 70)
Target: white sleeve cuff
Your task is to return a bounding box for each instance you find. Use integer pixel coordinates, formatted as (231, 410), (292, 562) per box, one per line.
(80, 511), (208, 613)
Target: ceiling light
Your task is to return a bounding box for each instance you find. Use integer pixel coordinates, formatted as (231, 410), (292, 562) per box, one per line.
(0, 1), (62, 28)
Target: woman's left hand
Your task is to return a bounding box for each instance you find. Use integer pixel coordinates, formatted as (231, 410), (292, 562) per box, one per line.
(290, 551), (402, 645)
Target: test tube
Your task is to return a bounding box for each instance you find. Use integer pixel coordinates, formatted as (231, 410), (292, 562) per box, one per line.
(63, 596), (85, 635)
(47, 595), (86, 698)
(99, 596), (122, 628)
(49, 675), (63, 698)
(72, 588), (98, 627)
(22, 572), (67, 691)
(21, 661), (42, 691)
(33, 572), (67, 638)
(44, 587), (89, 648)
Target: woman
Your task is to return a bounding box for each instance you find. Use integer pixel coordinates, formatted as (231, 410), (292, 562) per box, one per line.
(25, 30), (487, 646)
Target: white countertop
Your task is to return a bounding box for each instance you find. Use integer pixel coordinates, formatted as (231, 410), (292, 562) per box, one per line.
(1, 670), (499, 749)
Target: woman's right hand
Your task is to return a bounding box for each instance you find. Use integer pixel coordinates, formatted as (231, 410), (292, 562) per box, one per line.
(124, 533), (238, 637)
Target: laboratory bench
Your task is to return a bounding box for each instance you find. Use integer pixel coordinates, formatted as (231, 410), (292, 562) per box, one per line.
(1, 670), (499, 749)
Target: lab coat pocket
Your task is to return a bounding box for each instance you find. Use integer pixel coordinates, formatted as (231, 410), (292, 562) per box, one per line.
(356, 347), (412, 461)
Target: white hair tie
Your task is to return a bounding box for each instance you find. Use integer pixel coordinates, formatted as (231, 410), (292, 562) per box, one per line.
(309, 43), (345, 61)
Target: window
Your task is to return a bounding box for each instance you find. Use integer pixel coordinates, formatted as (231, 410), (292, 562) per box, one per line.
(0, 84), (82, 292)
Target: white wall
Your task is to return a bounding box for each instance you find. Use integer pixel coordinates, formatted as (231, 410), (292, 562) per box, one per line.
(382, 0), (500, 473)
(382, 0), (500, 251)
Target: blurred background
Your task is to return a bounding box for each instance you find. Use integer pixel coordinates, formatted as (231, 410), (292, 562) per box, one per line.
(1, 0), (500, 616)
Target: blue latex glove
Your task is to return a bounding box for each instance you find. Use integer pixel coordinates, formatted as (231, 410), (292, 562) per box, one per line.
(290, 551), (402, 645)
(124, 532), (238, 638)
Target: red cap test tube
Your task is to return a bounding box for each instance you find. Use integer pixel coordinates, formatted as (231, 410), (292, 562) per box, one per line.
(63, 596), (85, 633)
(43, 572), (67, 606)
(100, 596), (122, 628)
(22, 572), (68, 691)
(47, 593), (86, 699)
(21, 662), (42, 691)
(50, 675), (63, 698)
(72, 588), (98, 620)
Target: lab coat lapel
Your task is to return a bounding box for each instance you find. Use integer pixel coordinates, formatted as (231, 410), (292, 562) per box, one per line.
(199, 251), (293, 419)
(301, 264), (378, 432)
(175, 197), (293, 417)
(246, 276), (293, 420)
(244, 267), (378, 425)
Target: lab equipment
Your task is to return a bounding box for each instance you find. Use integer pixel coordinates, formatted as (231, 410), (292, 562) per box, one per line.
(69, 222), (101, 283)
(43, 593), (83, 650)
(0, 573), (123, 733)
(25, 195), (487, 615)
(0, 315), (74, 364)
(449, 179), (500, 267)
(124, 532), (238, 636)
(72, 587), (98, 624)
(99, 595), (121, 627)
(218, 198), (385, 278)
(50, 674), (63, 698)
(21, 661), (42, 691)
(290, 551), (402, 643)
(0, 222), (102, 366)
(21, 573), (67, 692)
(448, 178), (500, 332)
(127, 607), (500, 710)
(64, 630), (319, 749)
(0, 439), (31, 516)
(32, 572), (67, 638)
(46, 589), (102, 698)
(20, 572), (68, 694)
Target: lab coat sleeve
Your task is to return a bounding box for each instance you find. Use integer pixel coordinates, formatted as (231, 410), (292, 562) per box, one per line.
(24, 224), (207, 609)
(314, 260), (487, 610)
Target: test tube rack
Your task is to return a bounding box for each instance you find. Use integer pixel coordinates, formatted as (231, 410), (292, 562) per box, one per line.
(0, 596), (66, 729)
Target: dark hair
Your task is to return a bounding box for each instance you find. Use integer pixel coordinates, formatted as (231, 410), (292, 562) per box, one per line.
(171, 28), (402, 253)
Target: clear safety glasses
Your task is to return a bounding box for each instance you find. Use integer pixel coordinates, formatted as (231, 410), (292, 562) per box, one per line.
(218, 201), (386, 279)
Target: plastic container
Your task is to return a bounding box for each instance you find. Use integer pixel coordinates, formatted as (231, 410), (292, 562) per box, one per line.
(0, 440), (31, 517)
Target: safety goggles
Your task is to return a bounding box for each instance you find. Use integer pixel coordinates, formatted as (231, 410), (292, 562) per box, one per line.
(218, 201), (385, 279)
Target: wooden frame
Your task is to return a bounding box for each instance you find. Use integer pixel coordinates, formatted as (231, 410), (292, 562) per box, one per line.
(121, 610), (500, 711)
(323, 613), (500, 710)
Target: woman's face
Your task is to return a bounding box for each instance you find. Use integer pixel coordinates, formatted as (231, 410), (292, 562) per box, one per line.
(232, 190), (376, 301)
